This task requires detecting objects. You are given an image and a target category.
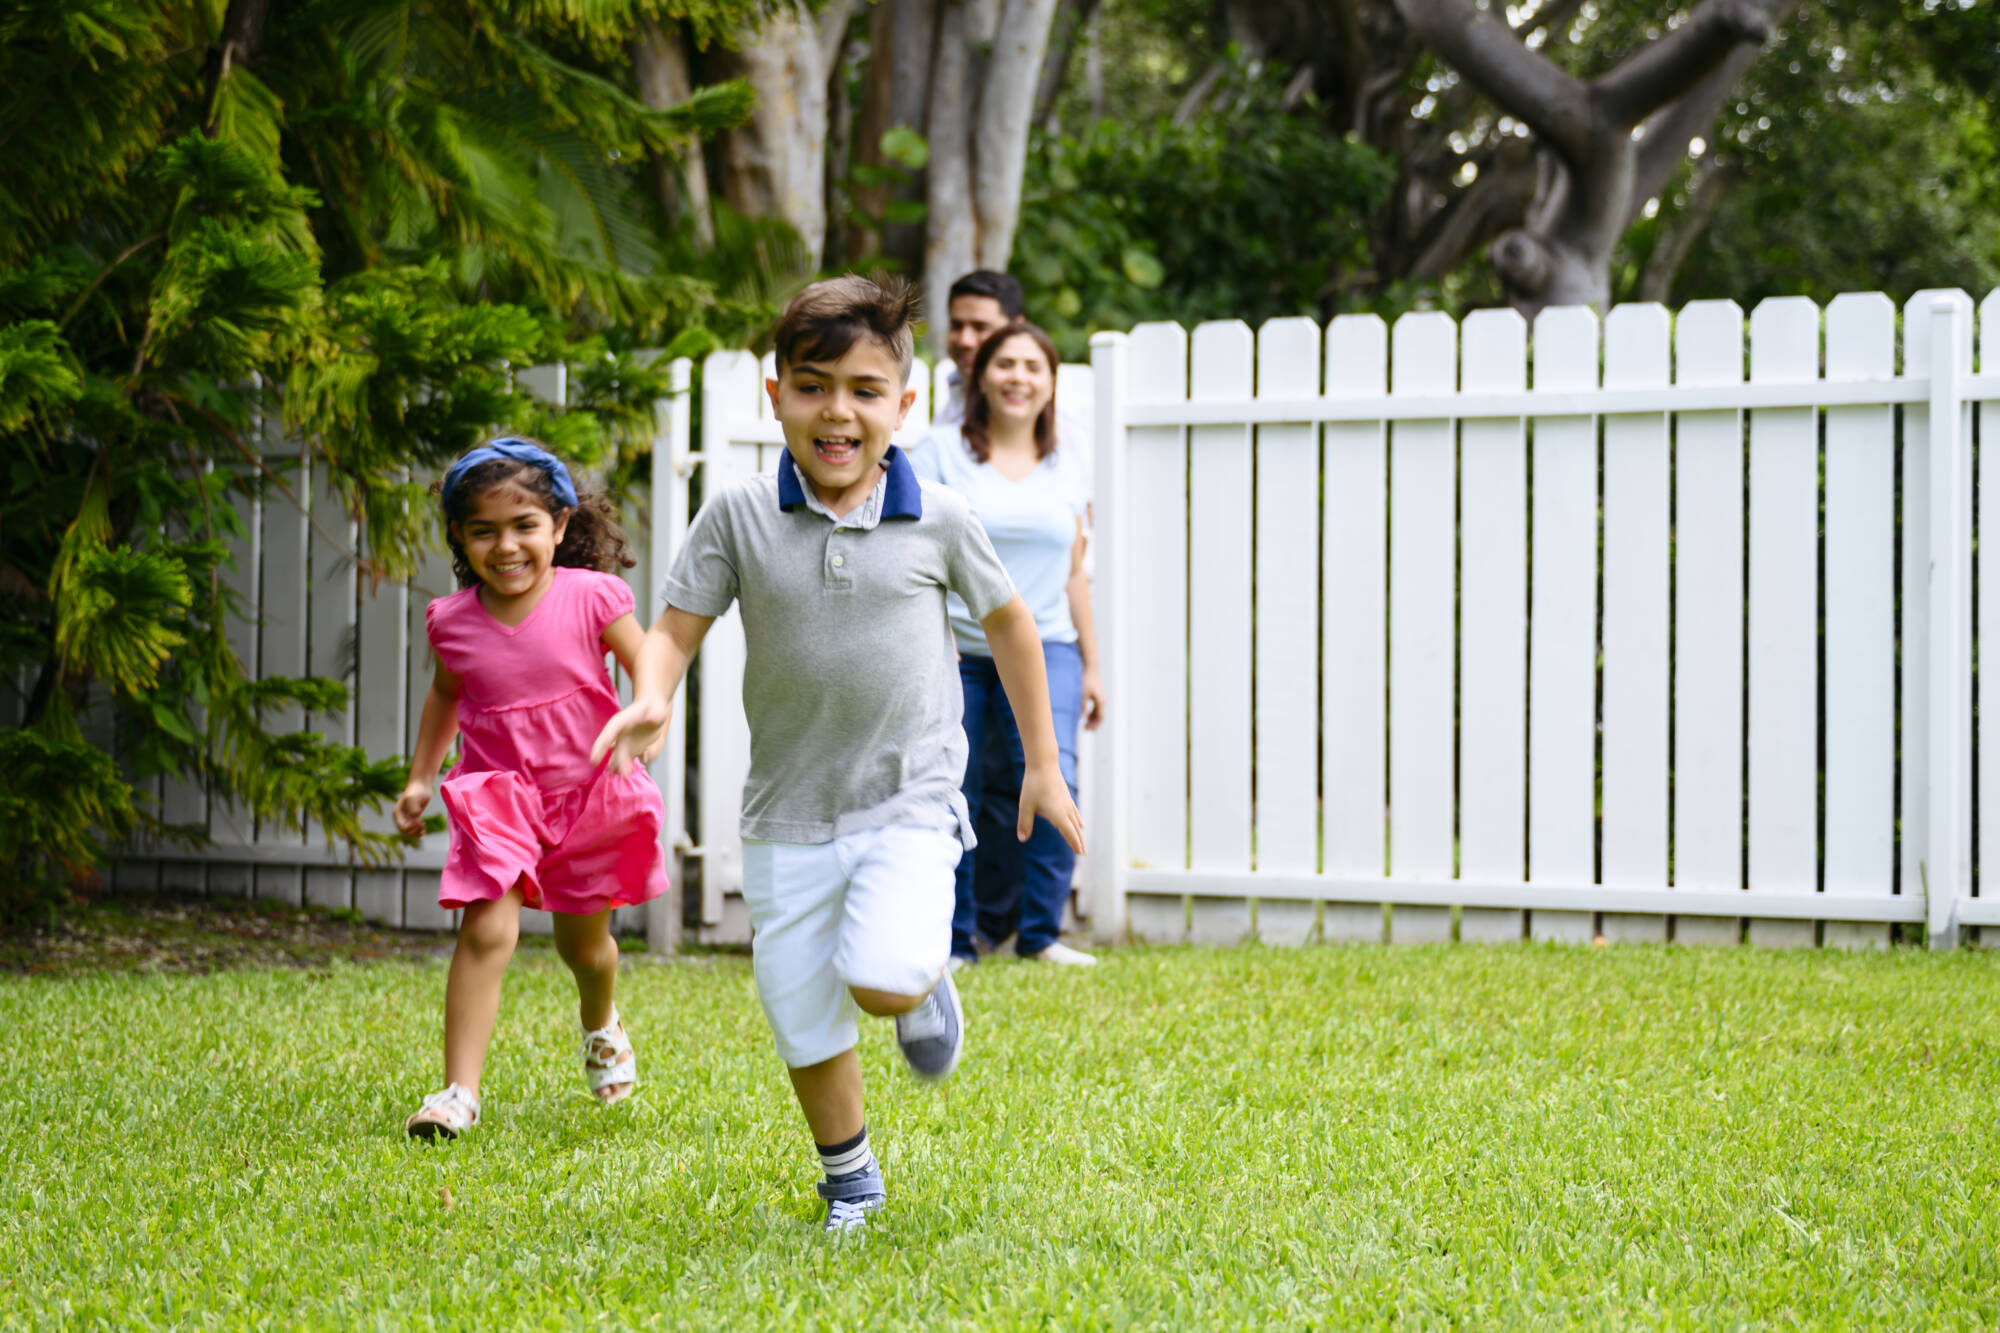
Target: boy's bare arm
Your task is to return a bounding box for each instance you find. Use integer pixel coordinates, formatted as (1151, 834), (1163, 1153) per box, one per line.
(395, 664), (462, 837)
(592, 606), (714, 774)
(980, 595), (1086, 853)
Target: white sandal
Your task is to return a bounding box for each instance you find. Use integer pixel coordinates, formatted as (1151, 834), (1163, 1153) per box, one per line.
(581, 1008), (636, 1105)
(406, 1082), (481, 1140)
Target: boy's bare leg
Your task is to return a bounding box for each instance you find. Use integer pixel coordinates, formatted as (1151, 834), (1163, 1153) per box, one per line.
(551, 908), (619, 1031)
(788, 1048), (866, 1145)
(849, 985), (927, 1017)
(443, 888), (524, 1096)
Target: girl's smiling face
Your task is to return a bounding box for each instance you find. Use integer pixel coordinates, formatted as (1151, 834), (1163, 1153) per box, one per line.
(979, 331), (1055, 426)
(450, 481), (570, 610)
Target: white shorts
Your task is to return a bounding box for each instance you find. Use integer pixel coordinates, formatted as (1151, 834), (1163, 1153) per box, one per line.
(741, 823), (961, 1068)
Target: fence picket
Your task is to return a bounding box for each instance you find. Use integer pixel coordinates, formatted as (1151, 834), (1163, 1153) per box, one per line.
(209, 482), (261, 899)
(397, 534), (456, 932)
(696, 350), (764, 944)
(1252, 317), (1322, 946)
(352, 550), (408, 928)
(1979, 291), (2000, 943)
(159, 503), (210, 893)
(1746, 298), (1823, 946)
(1388, 312), (1456, 943)
(1124, 322), (1191, 943)
(1822, 293), (1897, 949)
(1186, 321), (1255, 945)
(305, 454), (359, 912)
(1672, 300), (1747, 945)
(1322, 315), (1388, 943)
(1458, 309), (1527, 944)
(1599, 304), (1672, 943)
(256, 444), (311, 905)
(1528, 307), (1599, 943)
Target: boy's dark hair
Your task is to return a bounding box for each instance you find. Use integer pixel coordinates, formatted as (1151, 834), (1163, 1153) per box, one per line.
(947, 270), (1024, 319)
(435, 447), (635, 590)
(961, 320), (1061, 463)
(772, 274), (920, 384)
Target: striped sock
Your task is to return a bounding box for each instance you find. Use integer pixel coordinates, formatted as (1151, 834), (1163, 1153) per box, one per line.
(817, 1127), (877, 1182)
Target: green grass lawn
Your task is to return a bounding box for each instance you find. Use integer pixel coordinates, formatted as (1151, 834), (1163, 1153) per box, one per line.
(4, 939), (1999, 1330)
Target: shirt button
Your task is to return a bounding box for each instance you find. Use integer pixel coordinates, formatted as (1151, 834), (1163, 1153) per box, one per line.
(832, 554), (846, 568)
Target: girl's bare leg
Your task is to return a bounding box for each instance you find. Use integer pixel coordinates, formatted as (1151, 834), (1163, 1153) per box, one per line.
(442, 888), (524, 1096)
(551, 908), (619, 1032)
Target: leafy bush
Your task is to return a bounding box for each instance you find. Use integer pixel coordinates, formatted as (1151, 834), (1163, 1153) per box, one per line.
(1014, 59), (1394, 361)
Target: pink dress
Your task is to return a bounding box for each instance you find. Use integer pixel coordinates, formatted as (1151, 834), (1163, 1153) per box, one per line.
(425, 567), (669, 915)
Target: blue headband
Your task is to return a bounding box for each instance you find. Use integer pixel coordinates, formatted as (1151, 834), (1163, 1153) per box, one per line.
(441, 438), (580, 510)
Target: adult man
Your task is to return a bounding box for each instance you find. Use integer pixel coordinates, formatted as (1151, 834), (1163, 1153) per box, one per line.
(936, 270), (1025, 425)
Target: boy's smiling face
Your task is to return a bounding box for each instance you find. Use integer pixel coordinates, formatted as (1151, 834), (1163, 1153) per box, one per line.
(767, 337), (916, 516)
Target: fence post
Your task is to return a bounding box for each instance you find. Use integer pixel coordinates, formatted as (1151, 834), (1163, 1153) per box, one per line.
(1089, 331), (1130, 943)
(646, 356), (694, 955)
(1925, 292), (1972, 948)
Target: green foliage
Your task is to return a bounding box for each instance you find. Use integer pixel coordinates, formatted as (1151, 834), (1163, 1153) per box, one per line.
(0, 0), (767, 910)
(1622, 3), (2000, 307)
(1014, 59), (1393, 360)
(0, 730), (135, 909)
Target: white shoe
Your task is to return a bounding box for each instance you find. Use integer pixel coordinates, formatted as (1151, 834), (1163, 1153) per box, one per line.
(947, 954), (972, 974)
(1027, 941), (1097, 966)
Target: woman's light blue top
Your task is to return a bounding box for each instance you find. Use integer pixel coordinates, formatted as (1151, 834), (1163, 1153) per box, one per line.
(907, 424), (1089, 657)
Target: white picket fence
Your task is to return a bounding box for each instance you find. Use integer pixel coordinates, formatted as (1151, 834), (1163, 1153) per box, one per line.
(1089, 289), (1999, 950)
(97, 288), (2000, 950)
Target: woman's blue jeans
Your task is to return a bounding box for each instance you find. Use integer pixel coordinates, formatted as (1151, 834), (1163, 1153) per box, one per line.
(953, 642), (1082, 959)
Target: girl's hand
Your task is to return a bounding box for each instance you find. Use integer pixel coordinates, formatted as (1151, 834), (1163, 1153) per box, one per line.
(1019, 764), (1085, 854)
(394, 782), (432, 839)
(1081, 666), (1106, 731)
(592, 697), (671, 776)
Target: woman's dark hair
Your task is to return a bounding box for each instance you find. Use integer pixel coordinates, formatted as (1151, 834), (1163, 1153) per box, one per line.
(435, 449), (635, 589)
(961, 320), (1060, 464)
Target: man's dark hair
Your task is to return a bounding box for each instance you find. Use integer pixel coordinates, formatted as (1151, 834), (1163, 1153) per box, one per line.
(772, 273), (919, 383)
(947, 269), (1024, 319)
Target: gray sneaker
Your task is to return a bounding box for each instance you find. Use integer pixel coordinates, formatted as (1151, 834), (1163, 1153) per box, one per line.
(894, 968), (964, 1080)
(818, 1167), (887, 1232)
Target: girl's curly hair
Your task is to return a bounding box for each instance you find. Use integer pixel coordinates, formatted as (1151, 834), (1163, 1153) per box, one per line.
(435, 452), (635, 590)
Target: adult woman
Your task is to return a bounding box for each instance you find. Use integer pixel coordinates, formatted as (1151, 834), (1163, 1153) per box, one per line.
(909, 321), (1104, 967)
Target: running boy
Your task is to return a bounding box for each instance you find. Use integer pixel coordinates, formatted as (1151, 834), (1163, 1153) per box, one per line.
(592, 275), (1083, 1232)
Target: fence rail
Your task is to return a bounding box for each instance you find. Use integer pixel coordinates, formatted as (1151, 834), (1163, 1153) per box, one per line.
(95, 287), (2000, 952)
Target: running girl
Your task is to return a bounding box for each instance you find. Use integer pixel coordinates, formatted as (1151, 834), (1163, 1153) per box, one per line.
(395, 438), (669, 1139)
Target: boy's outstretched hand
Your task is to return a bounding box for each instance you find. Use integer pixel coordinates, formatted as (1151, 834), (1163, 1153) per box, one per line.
(592, 697), (671, 776)
(1019, 764), (1085, 853)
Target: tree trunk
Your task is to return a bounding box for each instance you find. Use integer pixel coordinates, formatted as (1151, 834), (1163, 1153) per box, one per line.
(973, 0), (1060, 269)
(924, 1), (978, 341)
(714, 0), (860, 268)
(633, 20), (714, 251)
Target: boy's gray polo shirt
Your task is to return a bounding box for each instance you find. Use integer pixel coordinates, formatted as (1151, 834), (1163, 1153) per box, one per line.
(663, 445), (1015, 848)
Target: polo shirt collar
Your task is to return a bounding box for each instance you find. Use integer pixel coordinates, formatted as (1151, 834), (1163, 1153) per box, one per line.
(777, 445), (923, 521)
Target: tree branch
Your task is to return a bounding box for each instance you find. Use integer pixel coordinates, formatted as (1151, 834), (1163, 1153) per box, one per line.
(1406, 139), (1538, 280)
(1032, 0), (1099, 132)
(1595, 0), (1776, 127)
(1637, 155), (1734, 303)
(1627, 0), (1800, 213)
(1395, 0), (1594, 162)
